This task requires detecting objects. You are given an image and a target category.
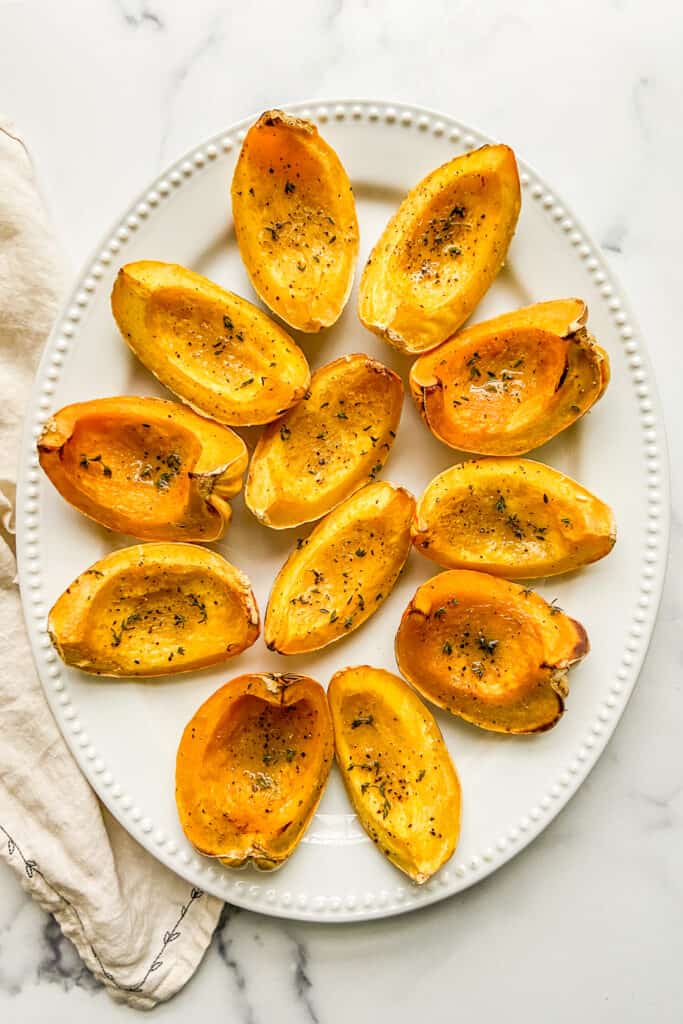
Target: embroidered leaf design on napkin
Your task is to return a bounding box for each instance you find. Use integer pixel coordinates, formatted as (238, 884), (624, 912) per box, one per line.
(0, 825), (210, 996)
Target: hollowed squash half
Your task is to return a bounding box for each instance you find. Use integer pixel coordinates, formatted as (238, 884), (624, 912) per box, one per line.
(412, 458), (616, 577)
(359, 144), (521, 353)
(265, 482), (415, 655)
(48, 543), (259, 677)
(395, 570), (589, 733)
(231, 110), (359, 332)
(409, 299), (610, 455)
(175, 673), (333, 869)
(246, 354), (403, 529)
(38, 396), (247, 541)
(111, 261), (310, 426)
(329, 665), (461, 883)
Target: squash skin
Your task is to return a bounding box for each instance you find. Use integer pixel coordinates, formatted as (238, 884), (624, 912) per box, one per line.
(413, 458), (616, 578)
(231, 110), (359, 332)
(111, 261), (310, 426)
(265, 482), (415, 655)
(48, 543), (259, 677)
(359, 144), (521, 354)
(245, 354), (404, 529)
(175, 673), (333, 869)
(410, 299), (610, 455)
(395, 570), (589, 734)
(38, 396), (247, 542)
(329, 666), (461, 883)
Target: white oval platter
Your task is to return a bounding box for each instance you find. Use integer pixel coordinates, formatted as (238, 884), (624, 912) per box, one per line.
(16, 100), (669, 922)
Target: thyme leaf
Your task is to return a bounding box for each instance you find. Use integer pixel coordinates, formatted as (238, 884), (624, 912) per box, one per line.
(351, 714), (374, 729)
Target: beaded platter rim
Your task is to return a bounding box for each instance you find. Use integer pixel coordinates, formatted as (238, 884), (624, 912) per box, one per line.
(16, 99), (670, 922)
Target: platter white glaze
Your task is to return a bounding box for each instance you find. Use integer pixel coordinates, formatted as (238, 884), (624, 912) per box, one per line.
(16, 100), (669, 922)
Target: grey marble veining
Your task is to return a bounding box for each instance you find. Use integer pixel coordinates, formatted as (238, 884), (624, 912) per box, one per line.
(1, 0), (682, 1020)
(114, 1), (165, 32)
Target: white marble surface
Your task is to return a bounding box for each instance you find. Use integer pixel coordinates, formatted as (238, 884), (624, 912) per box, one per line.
(1, 0), (682, 1019)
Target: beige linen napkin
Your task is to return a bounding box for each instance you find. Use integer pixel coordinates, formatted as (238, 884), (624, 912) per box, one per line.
(0, 121), (223, 1009)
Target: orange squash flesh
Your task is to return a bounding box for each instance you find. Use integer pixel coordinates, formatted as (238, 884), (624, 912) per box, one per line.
(410, 299), (610, 455)
(395, 570), (589, 733)
(38, 396), (247, 542)
(48, 543), (259, 677)
(412, 458), (616, 578)
(111, 261), (310, 426)
(359, 144), (521, 353)
(175, 673), (333, 869)
(246, 354), (404, 529)
(265, 482), (415, 655)
(232, 110), (359, 332)
(329, 666), (461, 883)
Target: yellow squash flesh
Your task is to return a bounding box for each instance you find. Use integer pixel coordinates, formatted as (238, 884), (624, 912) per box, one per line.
(413, 458), (616, 577)
(410, 299), (610, 455)
(232, 110), (359, 332)
(176, 673), (333, 869)
(245, 353), (403, 529)
(265, 482), (415, 655)
(359, 144), (521, 354)
(49, 543), (259, 677)
(329, 666), (461, 883)
(395, 570), (589, 733)
(38, 396), (247, 542)
(111, 261), (310, 426)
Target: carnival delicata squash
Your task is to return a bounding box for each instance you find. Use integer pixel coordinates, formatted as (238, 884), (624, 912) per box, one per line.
(329, 666), (461, 883)
(111, 261), (310, 426)
(395, 570), (589, 733)
(49, 543), (259, 677)
(265, 482), (415, 655)
(246, 354), (403, 529)
(176, 673), (333, 869)
(359, 144), (521, 354)
(410, 299), (610, 455)
(38, 396), (247, 542)
(412, 458), (616, 578)
(232, 110), (359, 332)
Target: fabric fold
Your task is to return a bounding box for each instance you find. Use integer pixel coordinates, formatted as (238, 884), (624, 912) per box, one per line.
(0, 119), (222, 1010)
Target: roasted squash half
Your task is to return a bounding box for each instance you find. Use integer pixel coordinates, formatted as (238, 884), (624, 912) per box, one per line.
(359, 144), (521, 354)
(395, 570), (589, 733)
(329, 666), (461, 884)
(176, 673), (333, 869)
(410, 299), (610, 455)
(38, 396), (247, 542)
(246, 354), (403, 529)
(232, 110), (359, 332)
(49, 543), (259, 677)
(265, 482), (415, 655)
(413, 458), (616, 577)
(111, 261), (310, 426)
